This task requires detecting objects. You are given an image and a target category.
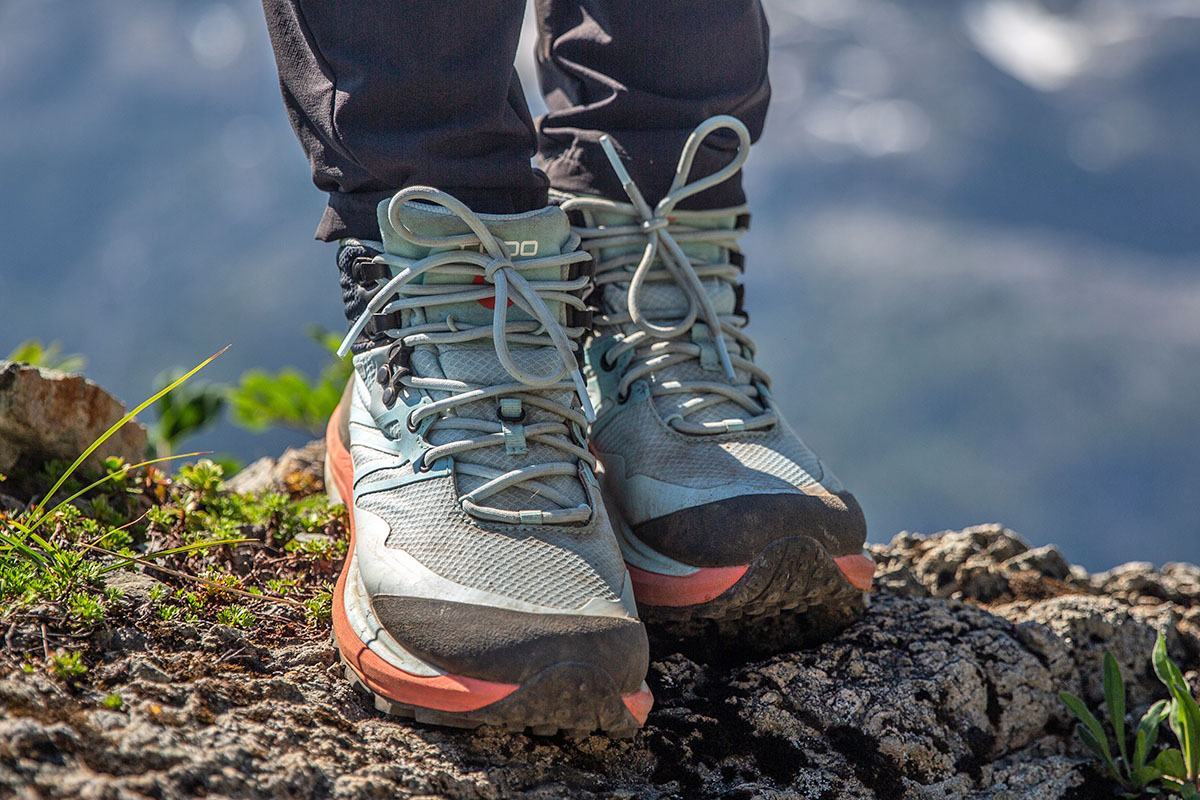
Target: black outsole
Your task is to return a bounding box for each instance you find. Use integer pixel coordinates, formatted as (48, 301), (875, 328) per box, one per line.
(340, 655), (644, 738)
(639, 535), (868, 650)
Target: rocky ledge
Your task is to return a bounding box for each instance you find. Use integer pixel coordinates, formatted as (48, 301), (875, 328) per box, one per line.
(2, 521), (1198, 799)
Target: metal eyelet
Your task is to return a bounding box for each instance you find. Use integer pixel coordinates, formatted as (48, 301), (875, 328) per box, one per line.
(406, 409), (421, 433)
(411, 452), (428, 473)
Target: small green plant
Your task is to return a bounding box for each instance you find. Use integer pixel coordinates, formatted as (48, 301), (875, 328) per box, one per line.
(49, 650), (87, 680)
(216, 604), (255, 629)
(67, 592), (107, 626)
(102, 693), (125, 711)
(229, 327), (350, 435)
(303, 589), (333, 626)
(6, 339), (86, 373)
(148, 326), (351, 453)
(1061, 653), (1169, 795)
(1061, 635), (1200, 798)
(1153, 632), (1200, 797)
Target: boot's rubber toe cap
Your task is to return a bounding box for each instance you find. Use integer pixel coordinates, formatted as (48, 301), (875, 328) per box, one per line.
(631, 490), (867, 568)
(370, 596), (649, 695)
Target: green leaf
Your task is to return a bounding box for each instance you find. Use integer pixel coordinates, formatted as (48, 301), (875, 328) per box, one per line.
(1077, 722), (1122, 782)
(1133, 729), (1149, 774)
(1129, 765), (1161, 788)
(1105, 652), (1129, 770)
(1154, 632), (1200, 781)
(1181, 783), (1198, 800)
(1157, 749), (1187, 780)
(0, 529), (50, 570)
(6, 339), (86, 374)
(1138, 700), (1171, 769)
(1062, 692), (1113, 758)
(31, 346), (229, 519)
(152, 368), (229, 452)
(96, 537), (256, 574)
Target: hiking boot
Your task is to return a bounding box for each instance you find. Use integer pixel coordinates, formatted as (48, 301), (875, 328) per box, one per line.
(323, 188), (652, 735)
(558, 116), (874, 635)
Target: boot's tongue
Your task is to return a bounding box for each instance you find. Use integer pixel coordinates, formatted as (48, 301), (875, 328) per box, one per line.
(375, 199), (588, 515)
(378, 200), (571, 327)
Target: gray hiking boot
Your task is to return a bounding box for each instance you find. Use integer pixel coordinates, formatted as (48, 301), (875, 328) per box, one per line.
(559, 116), (874, 634)
(324, 188), (651, 735)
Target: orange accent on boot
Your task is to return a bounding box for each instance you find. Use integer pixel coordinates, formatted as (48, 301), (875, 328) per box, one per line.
(329, 407), (519, 713)
(622, 686), (655, 726)
(325, 408), (354, 507)
(625, 562), (748, 607)
(834, 553), (876, 592)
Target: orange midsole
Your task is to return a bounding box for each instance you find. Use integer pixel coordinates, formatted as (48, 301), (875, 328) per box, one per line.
(324, 405), (652, 724)
(626, 547), (876, 608)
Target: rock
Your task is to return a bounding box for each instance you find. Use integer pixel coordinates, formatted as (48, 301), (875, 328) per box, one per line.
(0, 361), (147, 477)
(103, 569), (167, 608)
(2, 524), (1197, 799)
(225, 439), (326, 496)
(1092, 561), (1200, 606)
(1003, 545), (1071, 581)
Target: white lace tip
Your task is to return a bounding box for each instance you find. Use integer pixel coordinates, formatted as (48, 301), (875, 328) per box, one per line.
(335, 336), (355, 360)
(571, 370), (597, 423)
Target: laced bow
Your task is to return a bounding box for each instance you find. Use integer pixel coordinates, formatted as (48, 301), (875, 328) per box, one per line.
(563, 115), (778, 435)
(337, 187), (599, 525)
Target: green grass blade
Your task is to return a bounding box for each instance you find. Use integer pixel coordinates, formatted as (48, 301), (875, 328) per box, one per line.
(24, 529), (58, 554)
(1105, 652), (1129, 770)
(0, 529), (51, 569)
(94, 537), (256, 574)
(25, 452), (210, 535)
(32, 346), (229, 518)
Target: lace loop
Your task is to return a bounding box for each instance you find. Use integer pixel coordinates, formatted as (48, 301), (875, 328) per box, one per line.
(564, 116), (778, 437)
(594, 116), (753, 380)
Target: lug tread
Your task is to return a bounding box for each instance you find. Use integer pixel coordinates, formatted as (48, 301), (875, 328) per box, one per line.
(640, 535), (868, 645)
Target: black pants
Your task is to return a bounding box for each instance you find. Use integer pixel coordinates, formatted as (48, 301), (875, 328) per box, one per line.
(262, 0), (772, 241)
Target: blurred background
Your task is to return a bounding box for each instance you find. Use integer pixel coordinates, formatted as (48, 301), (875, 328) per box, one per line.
(2, 0), (1197, 570)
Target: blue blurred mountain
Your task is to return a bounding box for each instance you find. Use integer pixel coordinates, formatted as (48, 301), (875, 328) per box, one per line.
(1, 0), (1197, 569)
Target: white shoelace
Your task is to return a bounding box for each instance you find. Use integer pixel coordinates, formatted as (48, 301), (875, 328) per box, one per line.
(337, 187), (598, 525)
(562, 116), (778, 435)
